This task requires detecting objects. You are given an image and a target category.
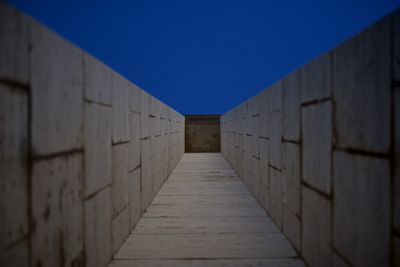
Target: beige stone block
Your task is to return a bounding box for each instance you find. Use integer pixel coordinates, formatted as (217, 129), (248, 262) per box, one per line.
(269, 110), (282, 169)
(332, 253), (351, 267)
(393, 9), (400, 82)
(31, 20), (83, 155)
(112, 206), (130, 255)
(112, 75), (129, 143)
(112, 144), (130, 216)
(259, 138), (269, 187)
(141, 91), (149, 139)
(0, 240), (29, 267)
(268, 82), (282, 112)
(129, 83), (141, 113)
(84, 102), (112, 197)
(302, 101), (332, 194)
(85, 187), (112, 267)
(300, 53), (331, 103)
(282, 143), (300, 215)
(301, 186), (331, 267)
(333, 151), (390, 266)
(130, 168), (142, 230)
(129, 112), (141, 171)
(282, 70), (300, 141)
(269, 167), (282, 228)
(395, 88), (400, 232)
(0, 2), (29, 83)
(333, 17), (390, 153)
(0, 86), (28, 250)
(32, 154), (83, 267)
(282, 205), (300, 251)
(83, 53), (112, 105)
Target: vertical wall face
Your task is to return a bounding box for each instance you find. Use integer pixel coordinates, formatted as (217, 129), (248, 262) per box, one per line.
(0, 3), (185, 267)
(222, 10), (400, 267)
(185, 115), (221, 152)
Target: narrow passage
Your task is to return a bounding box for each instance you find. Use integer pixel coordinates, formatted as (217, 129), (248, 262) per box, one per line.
(110, 153), (305, 267)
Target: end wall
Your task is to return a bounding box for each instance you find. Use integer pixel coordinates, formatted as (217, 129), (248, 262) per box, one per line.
(0, 3), (185, 267)
(222, 9), (400, 267)
(185, 115), (221, 152)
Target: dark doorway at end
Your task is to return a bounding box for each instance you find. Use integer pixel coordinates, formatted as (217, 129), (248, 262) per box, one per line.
(185, 115), (221, 153)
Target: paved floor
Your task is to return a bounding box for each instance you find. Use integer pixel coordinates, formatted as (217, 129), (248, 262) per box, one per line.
(110, 153), (305, 267)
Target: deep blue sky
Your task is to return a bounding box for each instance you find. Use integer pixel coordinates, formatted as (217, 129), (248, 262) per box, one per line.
(8, 0), (400, 114)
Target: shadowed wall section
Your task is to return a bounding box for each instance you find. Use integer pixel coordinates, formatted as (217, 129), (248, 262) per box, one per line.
(185, 115), (221, 152)
(221, 9), (400, 267)
(0, 3), (184, 267)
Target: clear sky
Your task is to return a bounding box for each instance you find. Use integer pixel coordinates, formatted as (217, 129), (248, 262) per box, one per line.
(7, 0), (400, 114)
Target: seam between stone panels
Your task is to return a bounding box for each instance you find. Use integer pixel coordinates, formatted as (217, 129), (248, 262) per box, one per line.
(112, 140), (129, 146)
(301, 181), (331, 200)
(301, 97), (331, 107)
(332, 247), (355, 267)
(298, 66), (304, 257)
(27, 22), (33, 267)
(32, 148), (83, 161)
(281, 139), (300, 144)
(111, 256), (303, 261)
(0, 79), (29, 90)
(0, 234), (30, 254)
(282, 202), (301, 220)
(83, 184), (112, 201)
(112, 203), (129, 221)
(330, 50), (336, 267)
(389, 15), (395, 267)
(81, 53), (87, 267)
(332, 147), (390, 159)
(129, 164), (141, 173)
(83, 97), (112, 108)
(268, 163), (281, 172)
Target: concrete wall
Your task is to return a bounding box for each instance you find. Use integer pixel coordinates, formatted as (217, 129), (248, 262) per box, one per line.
(221, 9), (400, 267)
(0, 3), (185, 267)
(185, 115), (221, 152)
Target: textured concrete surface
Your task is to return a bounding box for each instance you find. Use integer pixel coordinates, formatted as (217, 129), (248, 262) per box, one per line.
(185, 115), (220, 152)
(0, 3), (185, 267)
(221, 9), (399, 267)
(110, 153), (305, 267)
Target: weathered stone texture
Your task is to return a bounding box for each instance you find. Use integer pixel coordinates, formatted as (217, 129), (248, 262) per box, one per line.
(31, 20), (83, 155)
(269, 111), (282, 169)
(84, 102), (112, 196)
(85, 187), (112, 267)
(393, 10), (400, 82)
(112, 206), (130, 254)
(0, 240), (29, 267)
(301, 186), (331, 267)
(268, 82), (282, 112)
(268, 167), (282, 228)
(0, 2), (30, 83)
(333, 17), (390, 153)
(282, 70), (300, 141)
(333, 151), (390, 267)
(84, 53), (112, 105)
(112, 144), (130, 216)
(0, 86), (28, 250)
(395, 88), (400, 232)
(282, 205), (300, 251)
(130, 168), (142, 230)
(301, 53), (331, 103)
(129, 112), (141, 171)
(32, 154), (83, 267)
(301, 101), (331, 194)
(112, 75), (130, 143)
(282, 143), (300, 215)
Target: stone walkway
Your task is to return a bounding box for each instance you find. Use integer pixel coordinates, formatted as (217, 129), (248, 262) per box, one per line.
(109, 153), (305, 267)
